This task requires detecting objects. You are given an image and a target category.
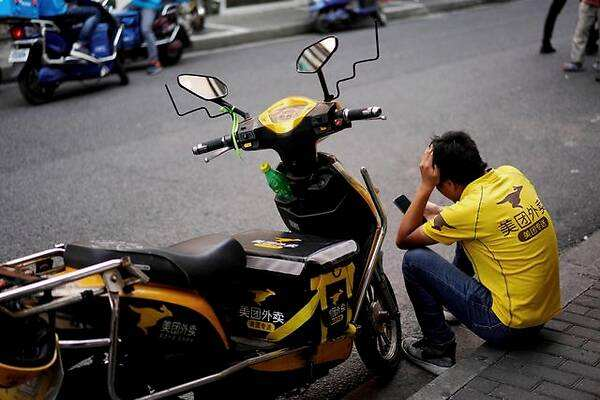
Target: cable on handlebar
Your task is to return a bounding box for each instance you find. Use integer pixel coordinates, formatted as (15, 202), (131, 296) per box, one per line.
(221, 106), (242, 158)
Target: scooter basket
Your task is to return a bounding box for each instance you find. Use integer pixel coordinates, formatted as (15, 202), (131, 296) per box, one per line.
(232, 230), (358, 345)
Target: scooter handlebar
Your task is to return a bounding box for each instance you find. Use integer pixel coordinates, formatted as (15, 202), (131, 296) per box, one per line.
(336, 106), (383, 122)
(192, 135), (232, 155)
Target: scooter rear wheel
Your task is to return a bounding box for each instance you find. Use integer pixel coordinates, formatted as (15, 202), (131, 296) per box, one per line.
(18, 63), (57, 105)
(355, 270), (402, 378)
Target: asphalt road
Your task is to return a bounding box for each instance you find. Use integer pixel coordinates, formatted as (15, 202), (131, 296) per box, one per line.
(1, 0), (600, 398)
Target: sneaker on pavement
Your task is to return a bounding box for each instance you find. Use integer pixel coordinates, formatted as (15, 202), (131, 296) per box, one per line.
(592, 60), (600, 71)
(540, 43), (556, 54)
(401, 337), (456, 376)
(562, 62), (583, 72)
(147, 61), (162, 75)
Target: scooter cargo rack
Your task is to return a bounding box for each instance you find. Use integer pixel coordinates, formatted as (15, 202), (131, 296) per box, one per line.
(0, 245), (148, 318)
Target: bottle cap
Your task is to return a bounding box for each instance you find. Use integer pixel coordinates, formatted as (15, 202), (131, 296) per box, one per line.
(260, 162), (271, 173)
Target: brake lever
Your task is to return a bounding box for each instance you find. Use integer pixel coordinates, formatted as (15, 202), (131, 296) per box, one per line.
(368, 115), (387, 121)
(204, 147), (232, 163)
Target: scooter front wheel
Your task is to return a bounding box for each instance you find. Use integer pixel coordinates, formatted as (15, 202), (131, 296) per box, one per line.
(355, 270), (402, 378)
(18, 63), (57, 105)
(114, 56), (129, 86)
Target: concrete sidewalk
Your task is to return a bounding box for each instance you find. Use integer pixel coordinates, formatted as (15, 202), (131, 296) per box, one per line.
(188, 0), (510, 51)
(0, 0), (509, 83)
(397, 232), (600, 400)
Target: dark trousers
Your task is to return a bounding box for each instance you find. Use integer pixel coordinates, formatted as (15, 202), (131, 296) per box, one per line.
(542, 0), (599, 51)
(67, 6), (101, 47)
(402, 245), (542, 348)
(542, 0), (567, 47)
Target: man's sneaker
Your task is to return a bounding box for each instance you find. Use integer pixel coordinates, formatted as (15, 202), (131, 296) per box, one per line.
(401, 337), (456, 376)
(443, 308), (460, 325)
(540, 43), (556, 54)
(562, 62), (584, 72)
(592, 60), (600, 72)
(147, 61), (162, 75)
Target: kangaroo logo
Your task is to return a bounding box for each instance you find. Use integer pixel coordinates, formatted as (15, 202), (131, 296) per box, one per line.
(129, 304), (173, 335)
(251, 289), (275, 304)
(432, 214), (455, 231)
(330, 289), (344, 305)
(497, 186), (523, 209)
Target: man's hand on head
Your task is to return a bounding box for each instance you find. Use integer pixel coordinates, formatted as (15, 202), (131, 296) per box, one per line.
(419, 145), (440, 192)
(395, 146), (441, 250)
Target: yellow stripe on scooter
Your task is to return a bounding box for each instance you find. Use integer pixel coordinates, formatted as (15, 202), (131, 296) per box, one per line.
(266, 292), (320, 342)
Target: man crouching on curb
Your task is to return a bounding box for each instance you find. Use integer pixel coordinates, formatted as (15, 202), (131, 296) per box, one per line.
(396, 131), (560, 375)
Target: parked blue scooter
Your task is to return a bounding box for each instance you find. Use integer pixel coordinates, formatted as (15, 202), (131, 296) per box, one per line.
(5, 0), (128, 104)
(309, 0), (387, 33)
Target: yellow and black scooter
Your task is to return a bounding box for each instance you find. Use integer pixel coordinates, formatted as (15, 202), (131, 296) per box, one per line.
(0, 22), (401, 400)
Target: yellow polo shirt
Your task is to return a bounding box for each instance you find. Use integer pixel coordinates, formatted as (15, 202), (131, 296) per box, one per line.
(423, 166), (561, 328)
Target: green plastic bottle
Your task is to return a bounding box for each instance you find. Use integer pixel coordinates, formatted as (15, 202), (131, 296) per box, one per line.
(260, 162), (294, 202)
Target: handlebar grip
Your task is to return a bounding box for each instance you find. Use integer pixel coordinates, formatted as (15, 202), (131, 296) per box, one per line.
(343, 106), (382, 121)
(335, 107), (383, 122)
(192, 136), (231, 155)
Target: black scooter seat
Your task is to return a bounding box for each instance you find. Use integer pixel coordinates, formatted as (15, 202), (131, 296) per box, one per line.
(64, 234), (246, 289)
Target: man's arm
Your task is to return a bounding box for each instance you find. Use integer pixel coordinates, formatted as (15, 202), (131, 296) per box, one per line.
(395, 146), (440, 249)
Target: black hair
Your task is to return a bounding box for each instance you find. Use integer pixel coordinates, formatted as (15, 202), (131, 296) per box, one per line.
(430, 131), (487, 186)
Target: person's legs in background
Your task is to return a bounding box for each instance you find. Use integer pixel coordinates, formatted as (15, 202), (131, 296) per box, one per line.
(140, 7), (162, 75)
(541, 0), (567, 54)
(586, 16), (599, 56)
(563, 2), (597, 72)
(68, 6), (102, 56)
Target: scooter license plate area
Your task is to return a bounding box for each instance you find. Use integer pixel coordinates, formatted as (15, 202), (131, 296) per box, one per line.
(8, 48), (29, 64)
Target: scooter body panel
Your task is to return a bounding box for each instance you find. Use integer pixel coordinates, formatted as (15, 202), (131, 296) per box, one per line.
(249, 337), (353, 373)
(67, 271), (229, 352)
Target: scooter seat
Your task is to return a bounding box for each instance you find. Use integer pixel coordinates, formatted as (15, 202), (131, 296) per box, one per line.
(64, 234), (246, 289)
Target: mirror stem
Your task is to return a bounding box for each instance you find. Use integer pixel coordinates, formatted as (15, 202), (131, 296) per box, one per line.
(318, 70), (333, 102)
(215, 99), (250, 119)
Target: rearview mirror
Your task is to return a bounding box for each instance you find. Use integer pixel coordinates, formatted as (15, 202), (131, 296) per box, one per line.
(296, 36), (338, 74)
(177, 74), (228, 101)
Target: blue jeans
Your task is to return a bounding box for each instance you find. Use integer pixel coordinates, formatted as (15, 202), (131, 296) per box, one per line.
(67, 6), (101, 47)
(402, 245), (542, 347)
(140, 7), (158, 62)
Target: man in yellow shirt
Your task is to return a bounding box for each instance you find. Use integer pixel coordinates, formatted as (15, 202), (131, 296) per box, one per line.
(396, 131), (560, 375)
